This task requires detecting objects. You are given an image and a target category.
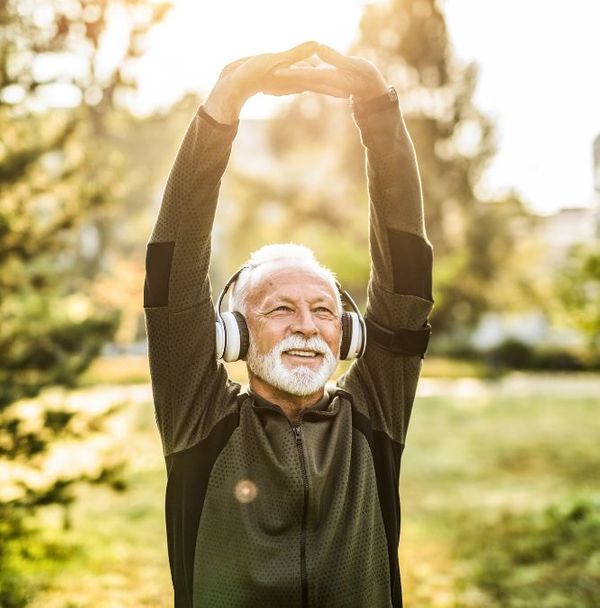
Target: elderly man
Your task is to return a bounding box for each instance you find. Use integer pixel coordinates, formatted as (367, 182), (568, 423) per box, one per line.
(144, 41), (434, 608)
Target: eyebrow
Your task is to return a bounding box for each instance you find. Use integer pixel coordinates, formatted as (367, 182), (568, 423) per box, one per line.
(262, 295), (336, 309)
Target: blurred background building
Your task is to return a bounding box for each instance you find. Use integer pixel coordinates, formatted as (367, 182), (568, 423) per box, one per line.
(470, 135), (600, 350)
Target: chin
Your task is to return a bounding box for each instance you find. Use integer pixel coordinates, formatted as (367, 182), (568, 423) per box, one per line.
(271, 362), (331, 397)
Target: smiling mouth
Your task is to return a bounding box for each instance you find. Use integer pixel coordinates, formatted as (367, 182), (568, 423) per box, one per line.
(283, 349), (323, 359)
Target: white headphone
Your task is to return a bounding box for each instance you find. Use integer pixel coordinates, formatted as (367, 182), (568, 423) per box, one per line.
(215, 266), (366, 362)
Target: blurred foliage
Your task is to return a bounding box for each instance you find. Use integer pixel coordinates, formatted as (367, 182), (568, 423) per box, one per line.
(78, 354), (150, 386)
(552, 243), (600, 355)
(456, 498), (600, 606)
(483, 338), (591, 372)
(0, 0), (170, 601)
(222, 0), (537, 334)
(432, 337), (600, 373)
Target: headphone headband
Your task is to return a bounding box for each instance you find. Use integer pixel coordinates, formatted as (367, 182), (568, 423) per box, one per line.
(215, 265), (366, 361)
(215, 264), (250, 322)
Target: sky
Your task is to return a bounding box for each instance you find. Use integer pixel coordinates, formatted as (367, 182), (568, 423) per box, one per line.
(128, 0), (600, 215)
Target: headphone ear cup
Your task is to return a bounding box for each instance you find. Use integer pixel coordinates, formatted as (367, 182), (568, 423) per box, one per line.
(340, 311), (366, 360)
(231, 311), (249, 360)
(357, 312), (367, 358)
(340, 312), (352, 360)
(350, 311), (366, 359)
(215, 320), (225, 359)
(220, 311), (249, 362)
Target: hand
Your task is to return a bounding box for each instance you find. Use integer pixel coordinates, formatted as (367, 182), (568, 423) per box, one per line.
(271, 43), (389, 102)
(204, 41), (319, 124)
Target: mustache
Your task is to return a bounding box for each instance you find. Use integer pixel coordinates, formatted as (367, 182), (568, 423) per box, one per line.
(273, 334), (332, 357)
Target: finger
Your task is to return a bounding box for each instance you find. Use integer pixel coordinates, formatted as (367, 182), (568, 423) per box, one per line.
(262, 81), (349, 98)
(270, 40), (318, 70)
(307, 84), (349, 98)
(262, 65), (349, 97)
(220, 55), (252, 76)
(299, 56), (320, 67)
(285, 59), (317, 69)
(261, 84), (305, 96)
(272, 66), (334, 79)
(316, 44), (354, 69)
(267, 58), (319, 77)
(272, 66), (351, 92)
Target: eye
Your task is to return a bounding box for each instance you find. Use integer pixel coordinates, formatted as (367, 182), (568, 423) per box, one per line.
(272, 305), (292, 312)
(314, 306), (334, 315)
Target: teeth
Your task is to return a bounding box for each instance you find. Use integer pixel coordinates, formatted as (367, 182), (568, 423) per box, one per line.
(287, 350), (318, 357)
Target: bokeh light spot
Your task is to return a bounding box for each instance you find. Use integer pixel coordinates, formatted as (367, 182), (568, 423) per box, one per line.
(234, 479), (258, 503)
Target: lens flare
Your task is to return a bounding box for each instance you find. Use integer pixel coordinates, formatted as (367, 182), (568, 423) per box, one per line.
(234, 479), (258, 503)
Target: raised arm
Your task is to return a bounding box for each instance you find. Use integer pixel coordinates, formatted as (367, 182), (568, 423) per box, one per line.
(272, 45), (435, 442)
(144, 42), (320, 456)
(143, 93), (239, 457)
(314, 44), (433, 293)
(349, 83), (434, 445)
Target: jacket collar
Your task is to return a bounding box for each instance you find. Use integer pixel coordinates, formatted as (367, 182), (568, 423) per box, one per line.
(248, 387), (331, 412)
(248, 384), (350, 420)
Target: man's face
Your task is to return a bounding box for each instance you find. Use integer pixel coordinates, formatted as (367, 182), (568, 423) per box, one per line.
(244, 263), (342, 397)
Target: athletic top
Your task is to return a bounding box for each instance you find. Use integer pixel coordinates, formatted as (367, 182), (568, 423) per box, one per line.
(143, 93), (434, 607)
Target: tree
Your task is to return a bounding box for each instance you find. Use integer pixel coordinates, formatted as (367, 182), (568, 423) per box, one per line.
(0, 0), (170, 602)
(552, 243), (600, 356)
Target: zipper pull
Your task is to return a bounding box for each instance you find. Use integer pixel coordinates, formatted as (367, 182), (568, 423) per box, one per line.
(292, 425), (302, 442)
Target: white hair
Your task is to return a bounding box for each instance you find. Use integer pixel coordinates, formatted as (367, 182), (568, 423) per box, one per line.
(228, 243), (342, 316)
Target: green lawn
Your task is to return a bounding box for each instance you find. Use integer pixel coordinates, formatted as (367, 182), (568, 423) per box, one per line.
(27, 372), (600, 607)
(400, 375), (600, 606)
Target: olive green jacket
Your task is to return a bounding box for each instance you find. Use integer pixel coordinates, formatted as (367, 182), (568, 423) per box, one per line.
(144, 97), (434, 607)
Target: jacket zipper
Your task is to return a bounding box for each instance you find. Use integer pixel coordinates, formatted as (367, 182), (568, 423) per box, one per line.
(292, 423), (309, 608)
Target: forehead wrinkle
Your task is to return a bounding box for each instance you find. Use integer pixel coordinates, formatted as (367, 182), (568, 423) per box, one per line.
(248, 263), (339, 310)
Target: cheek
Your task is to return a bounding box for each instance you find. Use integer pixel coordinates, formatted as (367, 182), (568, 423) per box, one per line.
(321, 320), (343, 350)
(250, 319), (287, 353)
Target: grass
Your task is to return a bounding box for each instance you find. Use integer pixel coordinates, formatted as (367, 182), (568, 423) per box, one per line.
(21, 370), (600, 607)
(399, 377), (600, 606)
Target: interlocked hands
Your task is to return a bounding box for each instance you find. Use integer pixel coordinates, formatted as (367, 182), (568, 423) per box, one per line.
(204, 41), (389, 124)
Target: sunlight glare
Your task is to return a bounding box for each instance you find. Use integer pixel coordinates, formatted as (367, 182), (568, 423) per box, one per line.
(131, 0), (374, 117)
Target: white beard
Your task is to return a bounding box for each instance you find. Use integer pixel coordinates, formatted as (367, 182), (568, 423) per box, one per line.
(246, 333), (339, 397)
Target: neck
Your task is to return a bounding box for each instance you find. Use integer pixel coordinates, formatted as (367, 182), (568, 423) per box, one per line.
(248, 370), (324, 423)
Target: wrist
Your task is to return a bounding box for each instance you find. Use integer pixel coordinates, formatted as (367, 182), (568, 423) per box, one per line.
(203, 86), (245, 125)
(352, 85), (398, 116)
(352, 84), (389, 103)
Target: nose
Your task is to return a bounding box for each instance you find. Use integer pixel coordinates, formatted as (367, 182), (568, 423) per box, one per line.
(290, 306), (318, 337)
